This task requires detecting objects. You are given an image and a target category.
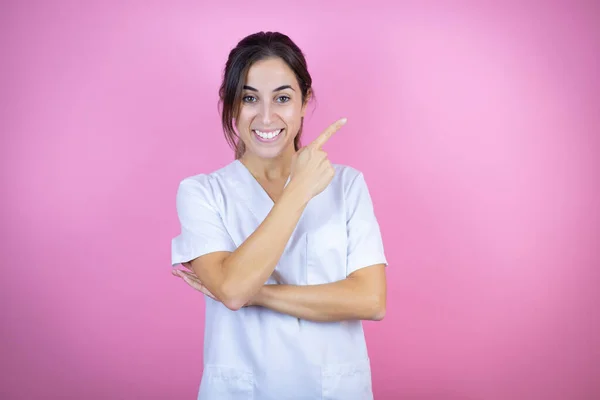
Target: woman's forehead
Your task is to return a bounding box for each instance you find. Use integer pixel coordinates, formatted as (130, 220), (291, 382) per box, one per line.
(245, 58), (297, 89)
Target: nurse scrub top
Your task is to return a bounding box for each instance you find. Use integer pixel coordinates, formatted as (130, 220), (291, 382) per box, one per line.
(171, 159), (387, 400)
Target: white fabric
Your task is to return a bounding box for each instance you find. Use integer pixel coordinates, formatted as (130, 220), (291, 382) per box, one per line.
(171, 159), (387, 400)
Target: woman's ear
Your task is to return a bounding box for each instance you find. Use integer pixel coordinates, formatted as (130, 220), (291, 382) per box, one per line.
(301, 89), (312, 117)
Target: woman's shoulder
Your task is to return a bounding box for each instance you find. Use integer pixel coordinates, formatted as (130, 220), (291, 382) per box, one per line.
(332, 163), (366, 187)
(175, 161), (237, 199)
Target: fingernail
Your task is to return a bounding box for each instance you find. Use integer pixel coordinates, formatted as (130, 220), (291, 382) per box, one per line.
(340, 118), (347, 124)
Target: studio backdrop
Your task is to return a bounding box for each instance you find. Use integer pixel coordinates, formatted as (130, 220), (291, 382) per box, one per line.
(1, 1), (598, 399)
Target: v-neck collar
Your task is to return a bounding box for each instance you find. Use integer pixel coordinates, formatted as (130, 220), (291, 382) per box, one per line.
(231, 159), (291, 221)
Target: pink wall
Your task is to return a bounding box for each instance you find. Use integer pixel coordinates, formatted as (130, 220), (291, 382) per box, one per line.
(1, 1), (598, 399)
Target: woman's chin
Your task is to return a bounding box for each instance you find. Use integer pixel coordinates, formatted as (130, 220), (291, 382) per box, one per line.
(246, 142), (294, 160)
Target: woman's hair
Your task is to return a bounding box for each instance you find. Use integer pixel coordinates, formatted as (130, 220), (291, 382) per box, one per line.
(218, 32), (313, 159)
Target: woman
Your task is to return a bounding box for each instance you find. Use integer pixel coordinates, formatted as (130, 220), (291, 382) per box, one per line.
(171, 31), (387, 400)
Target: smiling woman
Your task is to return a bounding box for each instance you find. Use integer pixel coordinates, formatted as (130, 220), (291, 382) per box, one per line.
(171, 31), (387, 400)
(218, 33), (314, 160)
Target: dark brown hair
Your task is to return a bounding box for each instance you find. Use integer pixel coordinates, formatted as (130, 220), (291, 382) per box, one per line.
(218, 32), (313, 159)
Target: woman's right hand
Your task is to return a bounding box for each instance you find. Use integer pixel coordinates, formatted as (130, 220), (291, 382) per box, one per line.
(288, 118), (347, 202)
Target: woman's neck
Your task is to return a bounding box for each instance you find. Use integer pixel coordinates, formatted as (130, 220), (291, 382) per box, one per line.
(239, 149), (294, 182)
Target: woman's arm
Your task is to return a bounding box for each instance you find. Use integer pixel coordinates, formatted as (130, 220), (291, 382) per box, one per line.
(185, 119), (347, 311)
(189, 187), (307, 311)
(249, 264), (386, 322)
(175, 263), (386, 322)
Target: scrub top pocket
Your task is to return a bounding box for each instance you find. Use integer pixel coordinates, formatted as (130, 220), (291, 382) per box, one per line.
(305, 220), (347, 285)
(198, 364), (254, 400)
(322, 358), (373, 400)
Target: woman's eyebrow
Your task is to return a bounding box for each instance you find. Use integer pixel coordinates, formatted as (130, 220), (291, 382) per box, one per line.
(243, 85), (295, 92)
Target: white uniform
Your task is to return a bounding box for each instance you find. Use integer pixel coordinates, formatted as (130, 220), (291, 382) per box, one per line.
(171, 159), (387, 400)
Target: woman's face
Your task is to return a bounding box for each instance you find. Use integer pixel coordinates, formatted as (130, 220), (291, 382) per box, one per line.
(236, 57), (309, 160)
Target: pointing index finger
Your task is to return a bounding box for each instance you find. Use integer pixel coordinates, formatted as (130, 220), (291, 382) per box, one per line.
(310, 118), (347, 149)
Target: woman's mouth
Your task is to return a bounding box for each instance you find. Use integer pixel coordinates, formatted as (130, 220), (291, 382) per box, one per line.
(253, 128), (284, 143)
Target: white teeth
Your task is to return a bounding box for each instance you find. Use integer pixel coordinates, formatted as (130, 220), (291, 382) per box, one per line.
(254, 129), (282, 139)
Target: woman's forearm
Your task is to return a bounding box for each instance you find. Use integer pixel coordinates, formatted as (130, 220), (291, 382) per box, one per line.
(219, 183), (308, 309)
(251, 279), (386, 322)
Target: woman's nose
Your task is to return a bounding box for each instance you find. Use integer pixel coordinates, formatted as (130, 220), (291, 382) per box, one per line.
(259, 103), (273, 125)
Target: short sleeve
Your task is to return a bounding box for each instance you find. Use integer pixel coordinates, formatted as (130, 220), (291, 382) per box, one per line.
(345, 172), (388, 275)
(171, 176), (236, 267)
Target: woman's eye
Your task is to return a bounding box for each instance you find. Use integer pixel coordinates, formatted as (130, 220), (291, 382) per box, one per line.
(243, 95), (257, 103)
(277, 96), (291, 103)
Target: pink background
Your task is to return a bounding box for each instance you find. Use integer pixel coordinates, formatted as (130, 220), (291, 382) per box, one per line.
(1, 1), (598, 399)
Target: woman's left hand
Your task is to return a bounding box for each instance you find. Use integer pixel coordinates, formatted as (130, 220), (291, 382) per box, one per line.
(172, 266), (218, 301)
(172, 264), (257, 307)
